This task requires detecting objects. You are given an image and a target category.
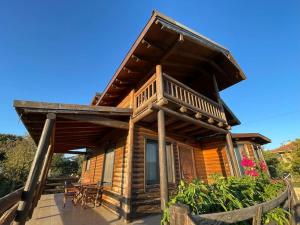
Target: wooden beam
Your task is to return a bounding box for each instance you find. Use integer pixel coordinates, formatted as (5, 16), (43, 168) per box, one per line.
(14, 100), (132, 116)
(58, 114), (129, 130)
(14, 113), (56, 225)
(195, 112), (202, 119)
(151, 104), (227, 134)
(179, 106), (187, 113)
(157, 109), (168, 210)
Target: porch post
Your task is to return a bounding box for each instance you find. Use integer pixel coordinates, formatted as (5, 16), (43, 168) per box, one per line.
(157, 109), (169, 210)
(14, 113), (56, 225)
(28, 144), (54, 218)
(225, 132), (240, 177)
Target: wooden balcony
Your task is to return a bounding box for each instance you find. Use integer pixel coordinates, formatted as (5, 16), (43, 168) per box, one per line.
(133, 73), (227, 126)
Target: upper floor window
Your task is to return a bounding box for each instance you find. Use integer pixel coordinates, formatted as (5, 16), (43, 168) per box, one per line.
(103, 147), (115, 186)
(145, 139), (175, 185)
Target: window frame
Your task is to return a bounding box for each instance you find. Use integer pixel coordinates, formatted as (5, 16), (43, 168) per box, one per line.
(85, 158), (91, 171)
(144, 137), (175, 188)
(102, 146), (115, 187)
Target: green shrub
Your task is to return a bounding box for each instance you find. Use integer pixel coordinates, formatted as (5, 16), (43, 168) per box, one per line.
(161, 175), (287, 225)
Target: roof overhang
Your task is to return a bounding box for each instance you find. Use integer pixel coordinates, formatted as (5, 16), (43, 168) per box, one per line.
(97, 11), (246, 106)
(14, 100), (132, 153)
(232, 133), (271, 145)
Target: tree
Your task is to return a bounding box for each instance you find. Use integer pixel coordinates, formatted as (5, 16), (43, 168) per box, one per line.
(263, 150), (291, 178)
(0, 135), (36, 196)
(49, 154), (84, 177)
(290, 139), (300, 175)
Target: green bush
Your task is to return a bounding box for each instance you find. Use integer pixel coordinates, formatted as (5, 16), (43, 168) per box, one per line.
(161, 175), (287, 225)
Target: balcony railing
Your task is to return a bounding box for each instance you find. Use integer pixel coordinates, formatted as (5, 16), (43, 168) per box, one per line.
(134, 73), (227, 123)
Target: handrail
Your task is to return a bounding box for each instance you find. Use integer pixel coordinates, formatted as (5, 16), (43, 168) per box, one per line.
(170, 185), (293, 225)
(163, 73), (226, 122)
(0, 187), (23, 216)
(134, 73), (157, 112)
(0, 187), (24, 225)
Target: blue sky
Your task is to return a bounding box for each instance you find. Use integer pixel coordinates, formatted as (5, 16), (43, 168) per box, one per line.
(0, 0), (299, 149)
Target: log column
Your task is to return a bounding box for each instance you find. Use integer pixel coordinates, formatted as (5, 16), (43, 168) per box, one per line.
(225, 132), (241, 177)
(158, 109), (169, 210)
(156, 64), (169, 209)
(14, 113), (56, 225)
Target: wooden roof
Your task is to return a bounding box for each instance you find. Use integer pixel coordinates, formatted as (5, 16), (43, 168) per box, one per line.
(14, 100), (132, 153)
(231, 133), (271, 145)
(97, 11), (246, 107)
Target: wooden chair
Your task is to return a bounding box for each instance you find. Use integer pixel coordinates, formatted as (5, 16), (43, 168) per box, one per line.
(63, 180), (79, 208)
(81, 182), (103, 208)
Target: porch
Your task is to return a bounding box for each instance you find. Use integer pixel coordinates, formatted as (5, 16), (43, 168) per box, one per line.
(27, 194), (160, 225)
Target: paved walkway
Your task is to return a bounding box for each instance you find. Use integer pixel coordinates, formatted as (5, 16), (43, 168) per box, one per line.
(27, 194), (161, 225)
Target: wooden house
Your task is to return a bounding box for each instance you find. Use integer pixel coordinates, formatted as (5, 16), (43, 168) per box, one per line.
(13, 11), (269, 224)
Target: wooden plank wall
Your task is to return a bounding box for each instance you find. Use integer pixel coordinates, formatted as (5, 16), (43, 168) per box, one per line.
(196, 142), (231, 183)
(131, 125), (181, 217)
(80, 130), (128, 215)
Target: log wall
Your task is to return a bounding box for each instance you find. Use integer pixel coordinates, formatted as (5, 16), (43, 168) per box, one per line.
(80, 130), (128, 216)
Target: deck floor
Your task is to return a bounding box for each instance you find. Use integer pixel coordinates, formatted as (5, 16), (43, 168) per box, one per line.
(27, 194), (161, 225)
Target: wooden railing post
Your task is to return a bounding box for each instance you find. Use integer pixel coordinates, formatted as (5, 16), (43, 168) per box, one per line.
(156, 64), (164, 101)
(252, 206), (262, 225)
(170, 204), (191, 225)
(14, 113), (56, 225)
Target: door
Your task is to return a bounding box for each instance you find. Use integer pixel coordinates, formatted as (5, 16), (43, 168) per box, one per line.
(178, 144), (196, 182)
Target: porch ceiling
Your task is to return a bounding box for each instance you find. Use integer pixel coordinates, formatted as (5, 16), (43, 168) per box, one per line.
(14, 100), (132, 153)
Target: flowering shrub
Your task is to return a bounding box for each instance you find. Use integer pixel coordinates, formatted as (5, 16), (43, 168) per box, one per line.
(241, 156), (268, 178)
(161, 173), (287, 224)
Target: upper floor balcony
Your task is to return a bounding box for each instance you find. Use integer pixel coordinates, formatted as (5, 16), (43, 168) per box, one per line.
(133, 72), (228, 129)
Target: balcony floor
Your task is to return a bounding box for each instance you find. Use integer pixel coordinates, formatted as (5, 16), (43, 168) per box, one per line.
(27, 194), (161, 225)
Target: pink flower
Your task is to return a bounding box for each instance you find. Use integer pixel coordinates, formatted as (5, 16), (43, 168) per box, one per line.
(259, 161), (267, 171)
(241, 157), (256, 168)
(245, 169), (259, 177)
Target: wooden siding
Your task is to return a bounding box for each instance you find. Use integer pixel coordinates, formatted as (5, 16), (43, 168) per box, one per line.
(131, 125), (181, 217)
(80, 130), (128, 216)
(197, 142), (231, 183)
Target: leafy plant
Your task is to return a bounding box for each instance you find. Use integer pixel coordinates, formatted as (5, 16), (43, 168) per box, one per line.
(161, 158), (288, 225)
(263, 207), (290, 225)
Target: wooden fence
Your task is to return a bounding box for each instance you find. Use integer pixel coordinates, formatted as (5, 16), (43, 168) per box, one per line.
(0, 187), (24, 225)
(169, 184), (296, 225)
(43, 176), (79, 194)
(0, 177), (78, 225)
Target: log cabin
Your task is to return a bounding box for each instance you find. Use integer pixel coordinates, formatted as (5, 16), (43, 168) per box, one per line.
(12, 11), (269, 224)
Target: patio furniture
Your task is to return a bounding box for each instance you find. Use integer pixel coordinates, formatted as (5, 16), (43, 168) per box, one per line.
(81, 182), (103, 208)
(63, 180), (79, 208)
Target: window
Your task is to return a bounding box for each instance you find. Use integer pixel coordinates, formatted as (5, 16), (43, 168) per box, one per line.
(85, 158), (91, 171)
(103, 147), (115, 186)
(233, 144), (244, 175)
(145, 139), (174, 185)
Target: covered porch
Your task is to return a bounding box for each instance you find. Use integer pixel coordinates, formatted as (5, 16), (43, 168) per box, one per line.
(12, 100), (132, 225)
(27, 193), (160, 225)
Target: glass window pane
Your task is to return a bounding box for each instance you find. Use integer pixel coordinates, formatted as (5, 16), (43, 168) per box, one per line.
(146, 140), (158, 185)
(103, 148), (115, 185)
(166, 144), (175, 183)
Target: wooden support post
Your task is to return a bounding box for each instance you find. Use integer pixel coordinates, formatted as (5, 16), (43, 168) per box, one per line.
(156, 64), (164, 101)
(124, 118), (134, 220)
(225, 132), (241, 177)
(14, 113), (56, 225)
(157, 109), (169, 210)
(28, 144), (54, 218)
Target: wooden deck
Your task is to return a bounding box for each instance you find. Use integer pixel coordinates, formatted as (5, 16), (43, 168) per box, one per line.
(27, 194), (161, 225)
